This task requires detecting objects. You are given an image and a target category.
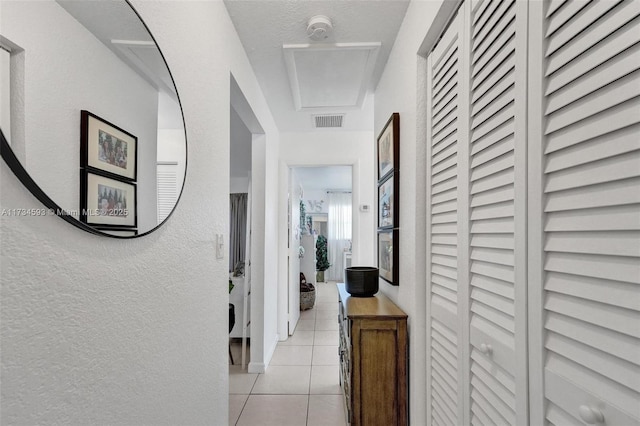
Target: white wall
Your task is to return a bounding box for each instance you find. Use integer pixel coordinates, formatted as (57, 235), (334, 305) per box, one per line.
(373, 1), (446, 425)
(0, 1), (278, 424)
(304, 189), (328, 214)
(157, 91), (186, 207)
(250, 132), (281, 373)
(230, 106), (252, 180)
(279, 130), (375, 264)
(230, 177), (249, 193)
(1, 1), (158, 231)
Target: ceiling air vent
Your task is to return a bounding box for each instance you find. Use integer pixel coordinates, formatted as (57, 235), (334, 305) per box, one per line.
(313, 114), (344, 128)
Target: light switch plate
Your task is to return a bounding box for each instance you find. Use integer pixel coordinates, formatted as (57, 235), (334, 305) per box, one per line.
(216, 234), (224, 259)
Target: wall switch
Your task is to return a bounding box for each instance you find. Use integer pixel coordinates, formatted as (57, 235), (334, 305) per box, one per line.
(216, 234), (224, 259)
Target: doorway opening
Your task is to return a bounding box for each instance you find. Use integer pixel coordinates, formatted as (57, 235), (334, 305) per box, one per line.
(287, 165), (353, 335)
(229, 75), (264, 371)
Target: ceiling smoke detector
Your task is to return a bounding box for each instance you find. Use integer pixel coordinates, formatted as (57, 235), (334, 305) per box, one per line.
(306, 15), (333, 41)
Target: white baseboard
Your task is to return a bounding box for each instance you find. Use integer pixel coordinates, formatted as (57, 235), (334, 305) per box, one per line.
(265, 334), (278, 366)
(248, 362), (265, 374)
(247, 335), (279, 374)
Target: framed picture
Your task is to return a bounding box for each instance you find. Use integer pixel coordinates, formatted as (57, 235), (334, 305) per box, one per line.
(81, 110), (137, 181)
(378, 229), (399, 285)
(80, 171), (137, 228)
(378, 174), (399, 228)
(377, 112), (400, 181)
(94, 227), (138, 237)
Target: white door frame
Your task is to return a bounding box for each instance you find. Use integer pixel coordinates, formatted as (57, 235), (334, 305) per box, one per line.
(277, 160), (360, 340)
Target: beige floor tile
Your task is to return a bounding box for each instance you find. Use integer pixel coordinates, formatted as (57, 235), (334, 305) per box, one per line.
(315, 319), (338, 331)
(295, 319), (315, 331)
(270, 345), (313, 366)
(312, 345), (339, 365)
(299, 309), (317, 320)
(279, 330), (315, 346)
(229, 366), (258, 394)
(316, 310), (338, 320)
(229, 394), (248, 425)
(236, 395), (308, 426)
(252, 366), (311, 394)
(314, 330), (339, 346)
(307, 394), (347, 426)
(310, 365), (342, 395)
(229, 280), (350, 425)
(317, 290), (338, 301)
(315, 302), (337, 311)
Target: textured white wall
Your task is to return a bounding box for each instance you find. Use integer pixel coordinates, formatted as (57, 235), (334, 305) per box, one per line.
(373, 1), (445, 424)
(0, 1), (159, 231)
(0, 1), (278, 424)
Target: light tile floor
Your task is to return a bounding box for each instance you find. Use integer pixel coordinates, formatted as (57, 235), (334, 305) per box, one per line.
(229, 281), (346, 426)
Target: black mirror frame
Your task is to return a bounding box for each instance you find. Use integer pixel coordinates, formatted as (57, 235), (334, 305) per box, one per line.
(0, 0), (187, 239)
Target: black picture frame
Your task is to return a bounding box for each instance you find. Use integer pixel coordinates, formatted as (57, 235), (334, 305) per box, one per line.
(94, 227), (139, 237)
(378, 229), (399, 285)
(378, 173), (399, 229)
(80, 170), (137, 228)
(377, 112), (400, 182)
(81, 110), (137, 182)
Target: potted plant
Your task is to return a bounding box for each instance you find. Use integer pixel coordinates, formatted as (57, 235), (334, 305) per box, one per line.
(299, 200), (306, 235)
(316, 235), (330, 283)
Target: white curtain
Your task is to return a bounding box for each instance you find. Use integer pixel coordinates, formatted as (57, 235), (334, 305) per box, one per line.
(327, 191), (352, 281)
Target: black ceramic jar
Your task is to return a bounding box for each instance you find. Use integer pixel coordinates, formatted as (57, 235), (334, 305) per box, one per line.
(345, 266), (379, 297)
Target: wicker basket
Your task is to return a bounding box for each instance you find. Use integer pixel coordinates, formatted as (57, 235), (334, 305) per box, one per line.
(300, 287), (316, 310)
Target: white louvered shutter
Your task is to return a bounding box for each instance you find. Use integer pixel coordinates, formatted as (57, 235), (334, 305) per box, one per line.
(532, 0), (640, 424)
(426, 8), (465, 426)
(467, 0), (529, 424)
(157, 162), (178, 223)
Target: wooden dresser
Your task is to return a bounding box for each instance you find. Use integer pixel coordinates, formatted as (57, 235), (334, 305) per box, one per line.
(337, 283), (408, 426)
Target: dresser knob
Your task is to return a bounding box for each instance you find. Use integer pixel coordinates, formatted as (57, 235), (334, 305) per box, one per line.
(579, 405), (604, 424)
(479, 343), (493, 355)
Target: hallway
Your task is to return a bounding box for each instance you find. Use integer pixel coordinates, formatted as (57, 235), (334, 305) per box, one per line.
(229, 281), (346, 426)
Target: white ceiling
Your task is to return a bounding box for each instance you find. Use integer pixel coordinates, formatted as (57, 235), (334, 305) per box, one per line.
(295, 166), (352, 191)
(224, 0), (410, 132)
(57, 1), (176, 101)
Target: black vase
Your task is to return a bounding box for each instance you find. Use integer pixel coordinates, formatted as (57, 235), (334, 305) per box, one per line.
(345, 266), (379, 297)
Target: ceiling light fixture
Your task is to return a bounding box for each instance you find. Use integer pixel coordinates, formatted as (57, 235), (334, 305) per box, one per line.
(306, 15), (333, 41)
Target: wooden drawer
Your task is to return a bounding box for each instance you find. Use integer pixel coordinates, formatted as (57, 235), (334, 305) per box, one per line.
(337, 283), (408, 426)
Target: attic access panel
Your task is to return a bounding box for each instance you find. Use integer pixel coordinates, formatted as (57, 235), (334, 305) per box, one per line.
(283, 42), (380, 110)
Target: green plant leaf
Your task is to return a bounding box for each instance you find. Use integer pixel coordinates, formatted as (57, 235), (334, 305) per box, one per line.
(315, 235), (330, 271)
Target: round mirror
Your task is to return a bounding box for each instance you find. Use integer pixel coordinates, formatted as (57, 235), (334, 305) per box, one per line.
(0, 0), (186, 237)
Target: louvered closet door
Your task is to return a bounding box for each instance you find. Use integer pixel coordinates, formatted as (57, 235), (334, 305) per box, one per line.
(426, 9), (465, 426)
(467, 0), (529, 424)
(536, 0), (640, 424)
